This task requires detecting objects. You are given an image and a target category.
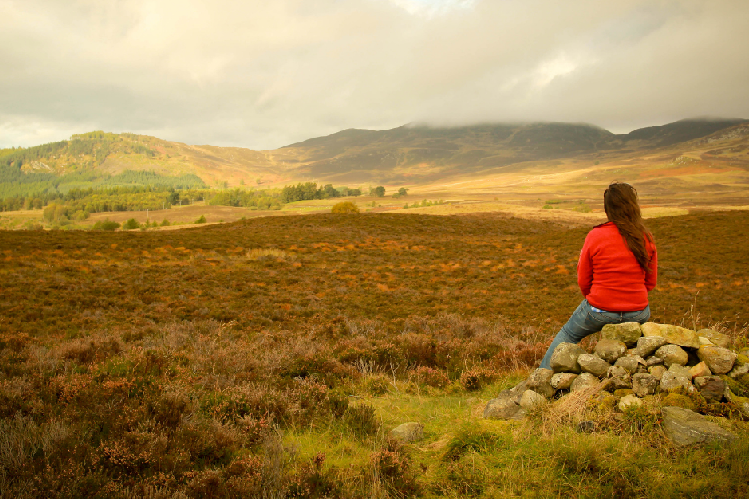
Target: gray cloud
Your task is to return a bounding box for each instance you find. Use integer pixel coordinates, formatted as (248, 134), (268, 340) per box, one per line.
(1, 0), (747, 148)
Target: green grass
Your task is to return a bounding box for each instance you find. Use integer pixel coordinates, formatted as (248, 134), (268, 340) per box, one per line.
(275, 377), (749, 498)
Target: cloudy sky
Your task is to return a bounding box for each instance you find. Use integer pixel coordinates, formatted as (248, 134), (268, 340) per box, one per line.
(1, 0), (747, 149)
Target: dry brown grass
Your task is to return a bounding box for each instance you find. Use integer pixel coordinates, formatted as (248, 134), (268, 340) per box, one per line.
(524, 384), (607, 437)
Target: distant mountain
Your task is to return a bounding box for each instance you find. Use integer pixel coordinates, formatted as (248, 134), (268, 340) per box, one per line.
(619, 118), (748, 148)
(272, 118), (748, 182)
(2, 118), (747, 188)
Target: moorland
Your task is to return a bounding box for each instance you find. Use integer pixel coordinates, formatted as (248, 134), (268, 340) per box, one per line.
(1, 208), (748, 497)
(2, 118), (749, 231)
(1, 117), (749, 497)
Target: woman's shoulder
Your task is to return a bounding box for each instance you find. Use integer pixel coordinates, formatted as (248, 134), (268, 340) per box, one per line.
(588, 221), (616, 235)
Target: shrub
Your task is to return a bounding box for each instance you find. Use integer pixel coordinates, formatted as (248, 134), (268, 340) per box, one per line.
(445, 461), (486, 497)
(459, 367), (498, 391)
(160, 219), (170, 226)
(246, 248), (294, 261)
(237, 416), (271, 445)
(371, 440), (418, 496)
(123, 218), (140, 230)
(343, 404), (379, 439)
(331, 201), (359, 214)
(574, 204), (592, 213)
(194, 215), (207, 224)
(443, 427), (499, 461)
(92, 219), (120, 231)
(149, 389), (191, 429)
(364, 374), (390, 395)
(409, 366), (450, 388)
(287, 453), (340, 499)
(620, 405), (661, 436)
(60, 337), (121, 364)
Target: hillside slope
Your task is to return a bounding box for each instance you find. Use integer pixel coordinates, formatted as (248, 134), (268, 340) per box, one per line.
(2, 119), (747, 190)
(273, 118), (749, 183)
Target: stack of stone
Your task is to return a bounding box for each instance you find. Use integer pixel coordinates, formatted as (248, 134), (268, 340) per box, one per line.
(484, 322), (749, 423)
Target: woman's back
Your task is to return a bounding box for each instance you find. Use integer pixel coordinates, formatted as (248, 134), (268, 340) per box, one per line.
(538, 181), (656, 370)
(578, 222), (657, 312)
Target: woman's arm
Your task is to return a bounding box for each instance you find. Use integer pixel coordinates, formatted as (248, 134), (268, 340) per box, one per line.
(645, 243), (657, 291)
(577, 236), (594, 296)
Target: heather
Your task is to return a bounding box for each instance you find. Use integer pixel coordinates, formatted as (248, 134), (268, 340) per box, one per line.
(1, 210), (748, 497)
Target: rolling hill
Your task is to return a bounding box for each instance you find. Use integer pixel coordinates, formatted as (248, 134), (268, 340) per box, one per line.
(273, 118), (749, 183)
(2, 118), (748, 193)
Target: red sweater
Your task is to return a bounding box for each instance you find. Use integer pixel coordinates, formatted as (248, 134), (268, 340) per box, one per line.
(577, 222), (657, 311)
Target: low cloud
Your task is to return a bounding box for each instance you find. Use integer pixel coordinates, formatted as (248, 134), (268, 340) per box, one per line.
(1, 0), (747, 148)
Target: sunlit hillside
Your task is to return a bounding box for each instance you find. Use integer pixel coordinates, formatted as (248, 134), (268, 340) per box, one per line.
(3, 119), (748, 191)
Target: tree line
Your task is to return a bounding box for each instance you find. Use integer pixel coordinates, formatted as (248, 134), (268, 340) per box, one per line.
(280, 182), (362, 203)
(0, 169), (207, 212)
(1, 172), (381, 225)
(0, 132), (158, 171)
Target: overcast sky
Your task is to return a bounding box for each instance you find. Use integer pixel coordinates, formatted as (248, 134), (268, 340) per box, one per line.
(1, 0), (747, 149)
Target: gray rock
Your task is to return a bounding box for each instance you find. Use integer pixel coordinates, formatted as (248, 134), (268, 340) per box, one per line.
(633, 336), (668, 358)
(641, 323), (701, 349)
(608, 365), (628, 378)
(699, 337), (714, 347)
(668, 364), (692, 379)
(570, 372), (599, 392)
(505, 379), (528, 401)
(645, 356), (664, 367)
(509, 408), (527, 421)
(595, 339), (627, 363)
(632, 373), (658, 397)
(618, 394), (643, 411)
(551, 372), (578, 390)
(694, 376), (725, 403)
(655, 345), (689, 367)
(550, 343), (585, 373)
(729, 355), (749, 378)
(526, 369), (555, 398)
(519, 389), (547, 410)
(390, 422), (424, 442)
(648, 365), (666, 381)
(659, 371), (692, 392)
(689, 362), (712, 379)
(697, 345), (737, 374)
(483, 397), (520, 420)
(614, 355), (645, 374)
(577, 354), (610, 378)
(697, 329), (731, 349)
(485, 379), (528, 419)
(601, 322), (642, 347)
(603, 366), (632, 391)
(662, 406), (737, 446)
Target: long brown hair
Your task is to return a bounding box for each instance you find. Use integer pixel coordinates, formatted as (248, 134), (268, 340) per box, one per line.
(604, 182), (653, 272)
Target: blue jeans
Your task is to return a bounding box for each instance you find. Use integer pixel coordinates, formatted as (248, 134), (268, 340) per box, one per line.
(539, 299), (651, 370)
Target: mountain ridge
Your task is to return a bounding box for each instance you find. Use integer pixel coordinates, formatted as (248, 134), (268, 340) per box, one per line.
(2, 118), (747, 188)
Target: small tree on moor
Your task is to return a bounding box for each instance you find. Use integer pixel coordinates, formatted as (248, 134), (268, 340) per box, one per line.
(331, 201), (360, 214)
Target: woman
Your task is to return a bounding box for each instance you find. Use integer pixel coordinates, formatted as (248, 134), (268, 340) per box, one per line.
(539, 182), (657, 370)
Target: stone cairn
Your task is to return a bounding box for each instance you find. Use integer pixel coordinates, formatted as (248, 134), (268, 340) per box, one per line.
(484, 322), (749, 446)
